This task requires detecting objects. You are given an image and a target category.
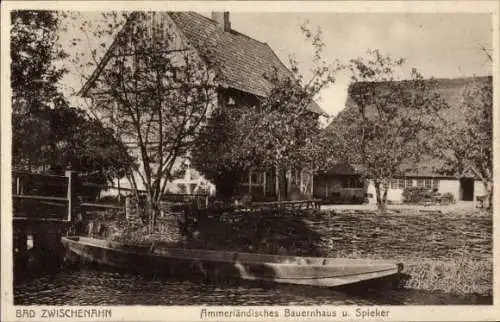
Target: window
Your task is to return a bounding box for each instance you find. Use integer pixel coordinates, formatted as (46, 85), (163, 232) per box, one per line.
(432, 179), (440, 190)
(405, 178), (413, 188)
(173, 67), (187, 83)
(390, 179), (398, 189)
(345, 177), (362, 189)
(226, 96), (236, 106)
(424, 179), (432, 189)
(398, 179), (405, 189)
(93, 95), (117, 127)
(417, 179), (424, 188)
(93, 95), (111, 110)
(241, 170), (264, 188)
(341, 177), (349, 188)
(250, 171), (263, 185)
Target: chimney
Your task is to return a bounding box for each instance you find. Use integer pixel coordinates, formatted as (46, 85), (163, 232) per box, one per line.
(211, 11), (231, 31)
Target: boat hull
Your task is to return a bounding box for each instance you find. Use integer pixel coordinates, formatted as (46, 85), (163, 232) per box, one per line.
(62, 236), (402, 288)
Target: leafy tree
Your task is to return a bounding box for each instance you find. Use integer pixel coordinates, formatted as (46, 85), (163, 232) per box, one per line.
(434, 76), (493, 209)
(45, 106), (135, 182)
(324, 50), (447, 209)
(13, 104), (134, 180)
(11, 10), (134, 184)
(11, 10), (67, 113)
(192, 24), (338, 200)
(11, 10), (67, 170)
(190, 104), (248, 199)
(68, 12), (216, 228)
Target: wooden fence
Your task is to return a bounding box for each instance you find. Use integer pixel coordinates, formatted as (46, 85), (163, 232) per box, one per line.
(12, 171), (209, 222)
(13, 171), (74, 222)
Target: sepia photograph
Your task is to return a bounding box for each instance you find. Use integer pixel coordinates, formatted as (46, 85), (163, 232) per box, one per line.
(1, 0), (498, 320)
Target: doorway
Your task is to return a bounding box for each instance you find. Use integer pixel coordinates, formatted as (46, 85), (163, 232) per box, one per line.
(460, 178), (474, 201)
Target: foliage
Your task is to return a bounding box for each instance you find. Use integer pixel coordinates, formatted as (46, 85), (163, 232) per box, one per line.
(440, 192), (456, 204)
(433, 77), (493, 209)
(11, 10), (67, 169)
(323, 50), (448, 208)
(67, 12), (217, 228)
(13, 105), (134, 180)
(11, 10), (134, 181)
(402, 187), (434, 204)
(190, 104), (248, 198)
(192, 23), (338, 199)
(10, 10), (67, 114)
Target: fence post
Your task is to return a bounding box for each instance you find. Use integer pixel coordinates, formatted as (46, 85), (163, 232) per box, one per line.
(125, 195), (131, 221)
(65, 170), (76, 222)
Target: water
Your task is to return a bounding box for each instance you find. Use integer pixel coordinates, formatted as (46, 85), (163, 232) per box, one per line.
(14, 267), (492, 306)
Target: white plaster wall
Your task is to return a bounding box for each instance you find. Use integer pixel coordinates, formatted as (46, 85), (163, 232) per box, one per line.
(366, 181), (405, 204)
(438, 179), (460, 200)
(387, 188), (404, 203)
(366, 181), (377, 204)
(474, 180), (486, 198)
(366, 178), (487, 204)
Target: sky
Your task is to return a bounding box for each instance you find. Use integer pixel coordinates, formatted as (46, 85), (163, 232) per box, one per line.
(60, 12), (493, 119)
(223, 12), (493, 117)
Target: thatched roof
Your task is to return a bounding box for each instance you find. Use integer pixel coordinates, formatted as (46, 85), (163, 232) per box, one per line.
(327, 76), (492, 178)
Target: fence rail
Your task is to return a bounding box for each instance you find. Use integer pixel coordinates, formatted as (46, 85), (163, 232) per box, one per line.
(80, 202), (124, 210)
(12, 171), (209, 222)
(13, 196), (69, 221)
(13, 194), (69, 202)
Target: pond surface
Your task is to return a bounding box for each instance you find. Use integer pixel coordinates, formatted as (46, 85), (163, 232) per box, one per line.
(14, 267), (492, 306)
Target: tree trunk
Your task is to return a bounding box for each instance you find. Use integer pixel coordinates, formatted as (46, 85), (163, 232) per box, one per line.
(151, 204), (160, 232)
(374, 181), (382, 204)
(275, 166), (280, 201)
(484, 180), (493, 211)
(382, 181), (389, 205)
(146, 194), (157, 233)
(375, 180), (388, 212)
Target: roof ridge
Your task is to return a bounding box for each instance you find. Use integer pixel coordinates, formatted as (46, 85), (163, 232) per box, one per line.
(350, 75), (492, 87)
(183, 11), (270, 46)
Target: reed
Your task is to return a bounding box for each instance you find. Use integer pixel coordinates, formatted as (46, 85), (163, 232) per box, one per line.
(403, 257), (492, 296)
(99, 207), (492, 296)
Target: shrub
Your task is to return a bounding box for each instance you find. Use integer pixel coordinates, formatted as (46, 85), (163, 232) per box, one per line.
(402, 187), (433, 204)
(440, 192), (456, 204)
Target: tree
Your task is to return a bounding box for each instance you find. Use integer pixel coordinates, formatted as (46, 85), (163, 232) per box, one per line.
(44, 106), (135, 182)
(191, 24), (338, 200)
(11, 10), (67, 170)
(11, 10), (134, 183)
(11, 10), (67, 113)
(69, 12), (216, 228)
(325, 50), (447, 209)
(12, 103), (134, 180)
(434, 76), (493, 209)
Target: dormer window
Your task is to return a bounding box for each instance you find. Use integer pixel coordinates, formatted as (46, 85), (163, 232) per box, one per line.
(173, 67), (186, 83)
(226, 96), (235, 106)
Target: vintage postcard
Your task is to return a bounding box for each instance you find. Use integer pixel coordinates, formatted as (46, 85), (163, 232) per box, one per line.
(1, 0), (499, 321)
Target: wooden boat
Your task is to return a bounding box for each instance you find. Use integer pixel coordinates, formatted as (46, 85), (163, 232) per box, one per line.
(61, 236), (404, 288)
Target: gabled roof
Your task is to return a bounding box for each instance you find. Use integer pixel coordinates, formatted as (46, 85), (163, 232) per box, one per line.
(169, 12), (288, 98)
(79, 11), (327, 116)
